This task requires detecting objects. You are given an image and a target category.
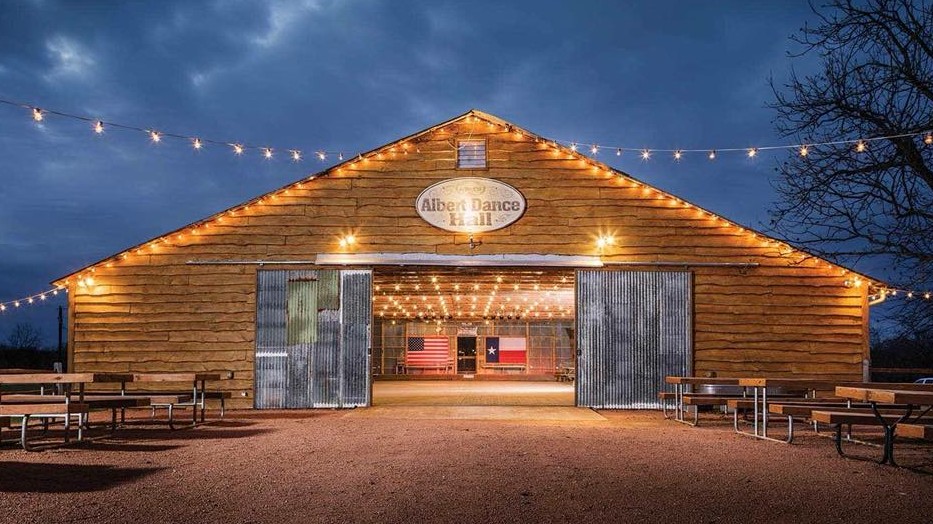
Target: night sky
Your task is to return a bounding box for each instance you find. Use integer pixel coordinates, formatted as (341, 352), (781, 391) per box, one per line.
(0, 1), (840, 344)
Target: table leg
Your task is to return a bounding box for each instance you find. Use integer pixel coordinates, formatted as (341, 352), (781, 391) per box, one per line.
(192, 382), (198, 425)
(871, 401), (912, 467)
(752, 387), (759, 437)
(199, 380), (206, 423)
(762, 387), (769, 439)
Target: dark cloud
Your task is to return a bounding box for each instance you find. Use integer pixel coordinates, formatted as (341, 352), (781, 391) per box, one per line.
(0, 0), (826, 342)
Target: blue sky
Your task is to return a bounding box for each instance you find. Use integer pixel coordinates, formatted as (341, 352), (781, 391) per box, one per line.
(0, 0), (833, 344)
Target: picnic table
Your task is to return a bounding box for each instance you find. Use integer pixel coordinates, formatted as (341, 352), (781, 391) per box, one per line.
(733, 378), (839, 442)
(832, 386), (933, 465)
(664, 376), (743, 425)
(1, 371), (230, 449)
(92, 372), (227, 428)
(0, 373), (96, 449)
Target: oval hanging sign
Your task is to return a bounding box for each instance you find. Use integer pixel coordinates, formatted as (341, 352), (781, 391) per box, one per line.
(415, 177), (526, 233)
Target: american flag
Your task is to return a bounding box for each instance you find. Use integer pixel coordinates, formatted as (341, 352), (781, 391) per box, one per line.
(406, 336), (450, 366)
(486, 337), (526, 364)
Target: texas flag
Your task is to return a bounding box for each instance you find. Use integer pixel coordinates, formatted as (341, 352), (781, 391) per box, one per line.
(485, 337), (526, 364)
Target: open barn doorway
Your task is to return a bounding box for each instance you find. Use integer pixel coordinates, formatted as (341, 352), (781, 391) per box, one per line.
(370, 267), (576, 407)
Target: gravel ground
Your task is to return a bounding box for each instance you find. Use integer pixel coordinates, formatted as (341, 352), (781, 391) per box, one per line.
(1, 410), (932, 523)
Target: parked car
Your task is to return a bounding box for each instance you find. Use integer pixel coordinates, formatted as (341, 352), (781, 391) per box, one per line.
(914, 377), (933, 384)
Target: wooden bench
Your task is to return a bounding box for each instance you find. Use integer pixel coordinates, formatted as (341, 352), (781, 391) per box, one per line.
(0, 402), (90, 450)
(811, 410), (933, 464)
(897, 423), (933, 440)
(725, 397), (841, 442)
(402, 361), (454, 373)
(482, 364), (526, 373)
(1, 393), (152, 441)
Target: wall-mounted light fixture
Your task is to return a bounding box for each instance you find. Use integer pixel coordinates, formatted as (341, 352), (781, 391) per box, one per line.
(595, 234), (615, 253)
(338, 234), (357, 249)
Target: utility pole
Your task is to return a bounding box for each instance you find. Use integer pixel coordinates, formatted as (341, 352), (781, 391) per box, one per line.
(57, 305), (64, 371)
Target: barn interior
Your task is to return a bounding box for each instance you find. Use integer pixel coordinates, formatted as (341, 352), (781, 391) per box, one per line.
(370, 267), (577, 405)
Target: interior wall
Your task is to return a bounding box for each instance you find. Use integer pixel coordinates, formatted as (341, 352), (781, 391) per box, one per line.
(373, 319), (574, 376)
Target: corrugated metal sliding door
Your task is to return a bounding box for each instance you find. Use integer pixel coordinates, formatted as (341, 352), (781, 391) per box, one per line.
(576, 271), (692, 409)
(255, 269), (372, 408)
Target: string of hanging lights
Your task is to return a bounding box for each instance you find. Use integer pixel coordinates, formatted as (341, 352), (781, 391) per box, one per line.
(558, 129), (933, 162)
(0, 97), (348, 163)
(5, 97), (932, 167)
(870, 287), (933, 302)
(0, 287), (66, 313)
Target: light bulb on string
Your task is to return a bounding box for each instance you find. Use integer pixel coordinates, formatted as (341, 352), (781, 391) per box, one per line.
(570, 143), (578, 152)
(290, 150), (302, 162)
(640, 149), (651, 160)
(149, 130), (161, 143)
(673, 150), (683, 161)
(708, 150), (716, 160)
(263, 148), (273, 160)
(232, 143), (244, 155)
(317, 151), (326, 161)
(799, 145), (809, 157)
(32, 107), (43, 122)
(192, 138), (203, 150)
(616, 148), (622, 156)
(924, 134), (933, 146)
(93, 120), (105, 134)
(746, 148), (758, 158)
(855, 140), (867, 153)
(590, 145), (599, 154)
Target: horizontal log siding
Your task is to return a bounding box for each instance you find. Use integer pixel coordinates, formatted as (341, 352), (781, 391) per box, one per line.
(69, 122), (867, 407)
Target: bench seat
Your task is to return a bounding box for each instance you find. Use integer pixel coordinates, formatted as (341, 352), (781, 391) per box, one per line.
(3, 394), (151, 409)
(684, 395), (740, 406)
(688, 393), (804, 407)
(768, 403), (912, 417)
(810, 410), (933, 425)
(897, 423), (933, 440)
(0, 402), (90, 416)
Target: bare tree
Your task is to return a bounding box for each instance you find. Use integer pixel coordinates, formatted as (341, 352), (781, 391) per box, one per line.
(7, 323), (43, 350)
(769, 0), (933, 335)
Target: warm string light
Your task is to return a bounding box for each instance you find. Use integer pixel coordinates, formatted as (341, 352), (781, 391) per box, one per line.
(871, 287), (933, 302)
(8, 97), (932, 172)
(552, 127), (933, 162)
(373, 275), (574, 322)
(0, 98), (348, 163)
(0, 287), (66, 313)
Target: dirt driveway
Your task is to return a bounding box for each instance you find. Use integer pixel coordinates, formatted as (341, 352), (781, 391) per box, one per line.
(1, 409), (931, 523)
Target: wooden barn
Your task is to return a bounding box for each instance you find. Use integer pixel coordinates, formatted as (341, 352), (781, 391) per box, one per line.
(53, 110), (877, 409)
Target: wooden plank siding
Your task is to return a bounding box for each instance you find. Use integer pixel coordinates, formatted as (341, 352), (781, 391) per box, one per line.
(60, 112), (869, 408)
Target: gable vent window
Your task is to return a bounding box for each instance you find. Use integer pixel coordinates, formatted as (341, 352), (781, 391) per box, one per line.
(457, 139), (487, 169)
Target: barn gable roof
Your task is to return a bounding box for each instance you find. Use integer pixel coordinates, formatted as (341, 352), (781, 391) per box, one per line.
(52, 109), (881, 290)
